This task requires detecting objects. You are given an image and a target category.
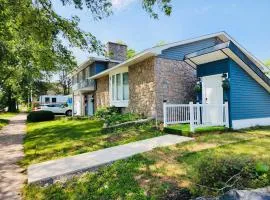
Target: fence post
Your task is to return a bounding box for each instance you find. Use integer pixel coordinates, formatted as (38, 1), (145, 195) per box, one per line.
(189, 102), (195, 133)
(196, 102), (200, 125)
(163, 102), (167, 127)
(224, 101), (229, 128)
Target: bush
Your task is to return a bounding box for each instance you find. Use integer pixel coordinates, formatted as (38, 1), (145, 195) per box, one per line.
(190, 153), (270, 197)
(94, 106), (121, 120)
(95, 106), (142, 126)
(27, 111), (55, 122)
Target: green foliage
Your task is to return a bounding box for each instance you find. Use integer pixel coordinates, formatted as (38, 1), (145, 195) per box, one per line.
(190, 153), (270, 196)
(127, 48), (136, 59)
(23, 126), (270, 199)
(155, 40), (167, 46)
(94, 106), (121, 120)
(27, 111), (55, 122)
(265, 60), (270, 67)
(95, 107), (143, 126)
(163, 126), (183, 135)
(0, 119), (9, 130)
(24, 155), (152, 200)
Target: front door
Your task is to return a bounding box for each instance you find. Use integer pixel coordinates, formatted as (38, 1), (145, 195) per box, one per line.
(202, 74), (223, 125)
(88, 95), (94, 116)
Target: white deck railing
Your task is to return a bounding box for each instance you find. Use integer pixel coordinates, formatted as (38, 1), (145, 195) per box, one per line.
(163, 102), (229, 132)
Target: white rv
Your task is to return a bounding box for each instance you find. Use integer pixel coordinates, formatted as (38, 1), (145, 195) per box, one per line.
(39, 95), (70, 104)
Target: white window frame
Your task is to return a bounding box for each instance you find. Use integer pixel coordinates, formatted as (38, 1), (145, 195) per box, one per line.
(109, 66), (129, 107)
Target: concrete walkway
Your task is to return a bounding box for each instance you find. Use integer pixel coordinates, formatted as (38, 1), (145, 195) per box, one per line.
(0, 114), (26, 200)
(28, 135), (193, 184)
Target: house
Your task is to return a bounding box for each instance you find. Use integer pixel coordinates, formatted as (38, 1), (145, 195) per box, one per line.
(71, 32), (270, 129)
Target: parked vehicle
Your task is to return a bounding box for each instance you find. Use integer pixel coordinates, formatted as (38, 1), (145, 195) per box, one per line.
(37, 104), (72, 116)
(39, 95), (72, 105)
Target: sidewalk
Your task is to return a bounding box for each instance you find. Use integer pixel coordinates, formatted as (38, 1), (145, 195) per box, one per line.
(0, 114), (27, 200)
(28, 134), (193, 184)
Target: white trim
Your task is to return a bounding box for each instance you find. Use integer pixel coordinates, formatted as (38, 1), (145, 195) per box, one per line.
(89, 32), (268, 80)
(223, 48), (270, 93)
(232, 117), (270, 129)
(109, 66), (129, 107)
(90, 52), (155, 79)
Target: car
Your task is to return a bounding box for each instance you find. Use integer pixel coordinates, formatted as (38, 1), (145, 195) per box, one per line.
(37, 103), (72, 116)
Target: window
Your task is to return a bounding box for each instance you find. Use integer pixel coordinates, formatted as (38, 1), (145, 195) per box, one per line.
(123, 72), (129, 100)
(82, 69), (86, 80)
(76, 74), (79, 83)
(110, 72), (129, 103)
(45, 97), (50, 103)
(52, 98), (57, 103)
(116, 74), (121, 100)
(112, 75), (115, 100)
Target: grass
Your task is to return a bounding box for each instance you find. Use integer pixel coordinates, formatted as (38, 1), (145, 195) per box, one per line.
(165, 123), (227, 136)
(24, 126), (270, 200)
(21, 118), (163, 167)
(0, 112), (17, 130)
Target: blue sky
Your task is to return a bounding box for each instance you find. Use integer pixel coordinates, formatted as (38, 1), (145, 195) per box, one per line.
(54, 0), (270, 64)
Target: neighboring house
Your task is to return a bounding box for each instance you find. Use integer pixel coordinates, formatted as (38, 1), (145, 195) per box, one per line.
(71, 32), (270, 129)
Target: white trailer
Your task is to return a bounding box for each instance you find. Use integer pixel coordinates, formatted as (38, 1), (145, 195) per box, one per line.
(39, 95), (71, 104)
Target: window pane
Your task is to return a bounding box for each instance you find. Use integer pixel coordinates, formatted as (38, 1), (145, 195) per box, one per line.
(123, 72), (129, 100)
(82, 69), (86, 80)
(52, 98), (57, 103)
(112, 75), (115, 100)
(116, 74), (121, 100)
(45, 97), (50, 103)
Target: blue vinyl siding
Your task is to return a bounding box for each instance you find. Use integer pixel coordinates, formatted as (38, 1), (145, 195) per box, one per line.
(197, 59), (229, 77)
(229, 60), (270, 120)
(95, 62), (107, 74)
(89, 62), (108, 77)
(158, 37), (221, 60)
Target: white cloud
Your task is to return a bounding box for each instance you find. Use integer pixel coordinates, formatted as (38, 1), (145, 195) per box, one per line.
(111, 0), (136, 10)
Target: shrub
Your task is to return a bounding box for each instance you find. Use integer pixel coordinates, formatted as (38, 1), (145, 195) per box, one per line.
(27, 111), (55, 122)
(95, 106), (142, 126)
(190, 153), (270, 197)
(94, 106), (121, 120)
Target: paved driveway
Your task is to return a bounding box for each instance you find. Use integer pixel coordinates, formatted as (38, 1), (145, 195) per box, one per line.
(0, 114), (26, 200)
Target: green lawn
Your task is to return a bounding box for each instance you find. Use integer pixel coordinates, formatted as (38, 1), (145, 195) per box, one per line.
(165, 123), (227, 136)
(0, 112), (17, 129)
(24, 126), (270, 200)
(21, 118), (163, 166)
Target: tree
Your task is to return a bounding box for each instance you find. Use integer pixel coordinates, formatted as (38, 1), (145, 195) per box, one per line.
(127, 48), (136, 59)
(155, 40), (167, 47)
(265, 60), (270, 67)
(0, 0), (172, 110)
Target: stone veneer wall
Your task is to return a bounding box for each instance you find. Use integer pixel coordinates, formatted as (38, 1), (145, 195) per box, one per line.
(154, 57), (197, 120)
(95, 76), (110, 110)
(127, 57), (156, 117)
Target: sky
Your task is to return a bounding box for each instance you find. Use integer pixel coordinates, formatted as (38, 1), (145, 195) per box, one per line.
(54, 0), (270, 65)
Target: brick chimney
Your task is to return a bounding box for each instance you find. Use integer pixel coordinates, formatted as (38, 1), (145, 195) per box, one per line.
(106, 42), (127, 62)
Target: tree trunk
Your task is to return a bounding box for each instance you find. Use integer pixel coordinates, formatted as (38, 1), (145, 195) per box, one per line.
(7, 89), (17, 112)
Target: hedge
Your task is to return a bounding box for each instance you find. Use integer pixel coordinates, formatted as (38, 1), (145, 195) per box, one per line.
(27, 111), (55, 122)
